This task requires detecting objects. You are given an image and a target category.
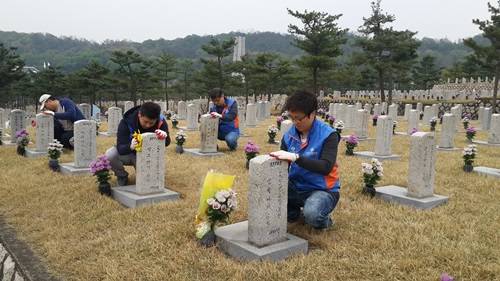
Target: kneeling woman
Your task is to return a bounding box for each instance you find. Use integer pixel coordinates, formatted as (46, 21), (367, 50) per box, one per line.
(271, 90), (340, 230)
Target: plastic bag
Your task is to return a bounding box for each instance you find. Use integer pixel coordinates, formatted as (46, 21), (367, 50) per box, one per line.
(195, 170), (235, 224)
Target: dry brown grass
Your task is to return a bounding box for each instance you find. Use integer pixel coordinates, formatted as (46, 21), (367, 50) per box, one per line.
(0, 117), (499, 281)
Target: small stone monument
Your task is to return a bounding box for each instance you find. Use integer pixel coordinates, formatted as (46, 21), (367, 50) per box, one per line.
(60, 120), (97, 175)
(246, 104), (257, 127)
(112, 132), (180, 208)
(26, 113), (54, 158)
(184, 114), (224, 157)
(215, 155), (308, 261)
(375, 132), (448, 209)
(179, 104), (198, 131)
(100, 107), (122, 137)
(437, 113), (458, 151)
(124, 101), (134, 113)
(354, 115), (400, 160)
(79, 103), (92, 120)
(7, 109), (26, 145)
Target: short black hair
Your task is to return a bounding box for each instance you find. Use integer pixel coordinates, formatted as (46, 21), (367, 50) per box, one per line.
(284, 90), (318, 116)
(139, 102), (161, 119)
(208, 88), (224, 100)
(47, 96), (57, 101)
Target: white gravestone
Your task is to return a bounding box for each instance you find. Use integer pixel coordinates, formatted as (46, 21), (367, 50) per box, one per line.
(355, 109), (369, 139)
(112, 132), (179, 207)
(177, 101), (187, 120)
(438, 113), (457, 150)
(61, 120), (97, 175)
(214, 155), (308, 261)
(246, 103), (257, 127)
(106, 107), (122, 136)
(9, 110), (26, 143)
(79, 103), (91, 120)
(354, 115), (400, 160)
(184, 114), (224, 157)
(407, 110), (419, 134)
(375, 132), (448, 209)
(124, 101), (134, 113)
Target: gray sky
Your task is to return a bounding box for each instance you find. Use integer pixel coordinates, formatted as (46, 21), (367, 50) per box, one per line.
(0, 0), (493, 42)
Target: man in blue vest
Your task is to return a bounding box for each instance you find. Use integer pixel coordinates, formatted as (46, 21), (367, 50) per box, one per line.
(39, 94), (85, 149)
(208, 88), (240, 151)
(270, 90), (341, 230)
(105, 102), (171, 186)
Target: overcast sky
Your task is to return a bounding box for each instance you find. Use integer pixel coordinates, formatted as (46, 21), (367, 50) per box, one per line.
(0, 0), (493, 42)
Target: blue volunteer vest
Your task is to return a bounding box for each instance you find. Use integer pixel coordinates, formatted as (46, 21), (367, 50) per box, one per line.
(283, 119), (341, 192)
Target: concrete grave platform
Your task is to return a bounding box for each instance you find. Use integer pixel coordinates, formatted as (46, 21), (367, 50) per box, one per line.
(184, 148), (224, 157)
(60, 163), (91, 175)
(112, 185), (180, 208)
(25, 149), (47, 158)
(98, 132), (115, 137)
(472, 140), (500, 147)
(354, 151), (401, 161)
(436, 146), (460, 152)
(473, 166), (500, 179)
(375, 185), (448, 210)
(178, 126), (198, 131)
(342, 135), (375, 142)
(215, 221), (308, 262)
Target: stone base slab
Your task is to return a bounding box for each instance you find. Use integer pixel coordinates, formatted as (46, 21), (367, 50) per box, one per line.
(214, 221), (308, 262)
(98, 132), (115, 137)
(342, 135), (375, 141)
(178, 126), (198, 131)
(184, 148), (225, 157)
(60, 163), (92, 175)
(25, 149), (47, 158)
(354, 151), (401, 161)
(112, 186), (180, 208)
(472, 140), (500, 147)
(473, 166), (500, 179)
(375, 185), (448, 210)
(436, 146), (460, 151)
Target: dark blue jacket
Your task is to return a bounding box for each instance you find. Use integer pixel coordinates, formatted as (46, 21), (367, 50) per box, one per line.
(116, 106), (171, 155)
(54, 97), (85, 124)
(209, 97), (240, 136)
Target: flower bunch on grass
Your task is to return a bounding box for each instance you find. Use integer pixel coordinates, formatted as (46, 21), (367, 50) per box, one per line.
(361, 158), (383, 197)
(345, 134), (358, 155)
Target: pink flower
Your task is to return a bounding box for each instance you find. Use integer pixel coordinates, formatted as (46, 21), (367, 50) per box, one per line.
(244, 141), (260, 154)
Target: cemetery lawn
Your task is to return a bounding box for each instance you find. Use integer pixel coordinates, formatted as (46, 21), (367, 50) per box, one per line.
(0, 118), (499, 281)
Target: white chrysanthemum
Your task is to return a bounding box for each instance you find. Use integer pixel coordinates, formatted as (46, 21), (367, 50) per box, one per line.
(212, 202), (221, 210)
(207, 198), (215, 205)
(215, 192), (226, 203)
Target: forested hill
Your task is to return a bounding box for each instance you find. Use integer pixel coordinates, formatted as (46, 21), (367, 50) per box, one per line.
(0, 30), (476, 72)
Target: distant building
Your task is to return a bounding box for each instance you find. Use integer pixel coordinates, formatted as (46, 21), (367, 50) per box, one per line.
(22, 66), (40, 74)
(233, 36), (246, 62)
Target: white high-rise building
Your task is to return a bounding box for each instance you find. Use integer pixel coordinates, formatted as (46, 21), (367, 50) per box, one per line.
(233, 36), (246, 62)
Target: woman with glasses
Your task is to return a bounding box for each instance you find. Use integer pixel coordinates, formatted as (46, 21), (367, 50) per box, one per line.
(270, 90), (340, 230)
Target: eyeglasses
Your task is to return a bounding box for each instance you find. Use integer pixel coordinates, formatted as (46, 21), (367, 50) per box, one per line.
(289, 114), (308, 123)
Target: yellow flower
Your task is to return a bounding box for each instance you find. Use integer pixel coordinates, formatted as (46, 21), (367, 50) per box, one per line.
(132, 131), (143, 152)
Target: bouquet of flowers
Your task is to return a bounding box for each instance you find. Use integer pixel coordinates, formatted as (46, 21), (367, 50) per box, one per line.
(281, 111), (289, 120)
(361, 158), (383, 197)
(462, 144), (477, 172)
(175, 130), (187, 146)
(89, 155), (112, 196)
(47, 139), (64, 171)
(334, 120), (344, 134)
(372, 115), (378, 126)
(429, 117), (438, 132)
(440, 273), (454, 281)
(267, 125), (279, 144)
(171, 114), (179, 128)
(462, 116), (470, 130)
(175, 130), (187, 154)
(132, 131), (143, 152)
(466, 127), (476, 142)
(409, 128), (418, 135)
(327, 115), (336, 126)
(15, 129), (30, 156)
(276, 116), (284, 130)
(244, 141), (259, 169)
(345, 134), (359, 155)
(317, 108), (326, 118)
(195, 171), (236, 247)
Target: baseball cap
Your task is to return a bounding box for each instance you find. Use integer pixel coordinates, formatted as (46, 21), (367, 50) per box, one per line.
(39, 94), (51, 110)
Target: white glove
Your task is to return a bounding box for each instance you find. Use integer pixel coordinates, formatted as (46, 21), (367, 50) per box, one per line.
(210, 112), (222, 118)
(130, 138), (139, 151)
(269, 150), (299, 162)
(42, 110), (55, 116)
(155, 129), (168, 140)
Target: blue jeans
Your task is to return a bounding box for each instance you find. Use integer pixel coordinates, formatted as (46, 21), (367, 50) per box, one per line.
(288, 182), (340, 229)
(218, 131), (239, 150)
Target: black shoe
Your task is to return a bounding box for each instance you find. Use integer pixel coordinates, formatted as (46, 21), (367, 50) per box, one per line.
(117, 176), (128, 186)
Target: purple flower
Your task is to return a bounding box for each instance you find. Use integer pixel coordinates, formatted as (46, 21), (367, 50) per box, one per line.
(346, 134), (359, 145)
(410, 128), (418, 135)
(466, 127), (476, 133)
(276, 116), (284, 123)
(372, 115), (379, 120)
(328, 115), (336, 122)
(440, 273), (454, 281)
(244, 141), (259, 154)
(15, 129), (28, 138)
(89, 155), (111, 174)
